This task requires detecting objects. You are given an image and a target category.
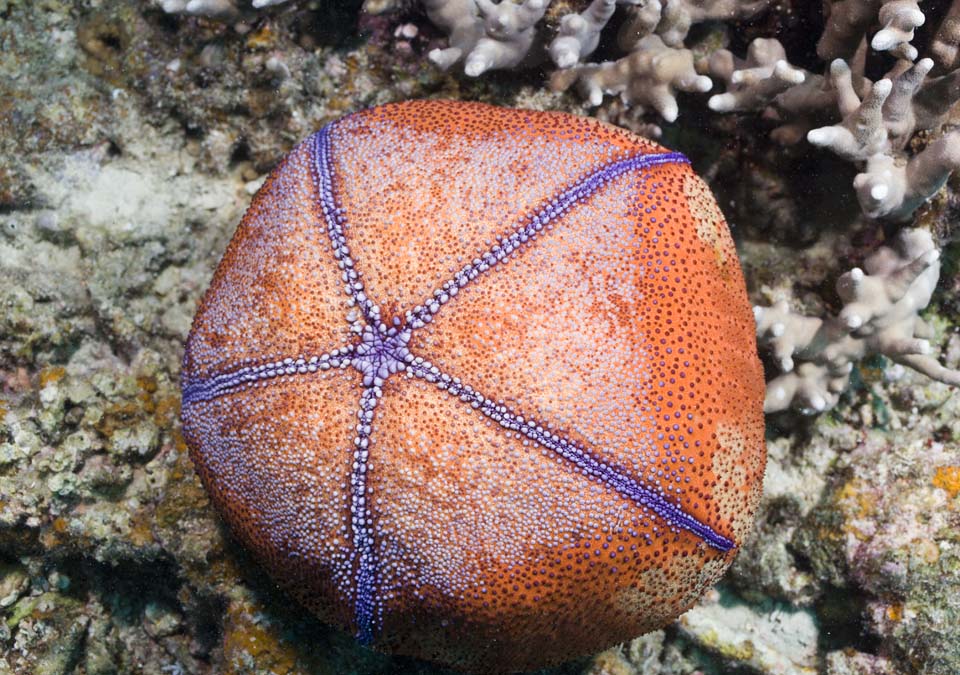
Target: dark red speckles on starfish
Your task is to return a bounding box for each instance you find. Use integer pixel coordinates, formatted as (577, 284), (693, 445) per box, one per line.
(180, 99), (766, 674)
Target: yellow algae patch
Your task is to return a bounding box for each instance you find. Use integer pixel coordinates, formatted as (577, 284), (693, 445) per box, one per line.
(834, 478), (879, 541)
(245, 24), (278, 50)
(127, 510), (157, 548)
(40, 517), (72, 550)
(155, 450), (211, 529)
(587, 648), (634, 675)
(38, 365), (66, 388)
(910, 538), (940, 565)
(223, 600), (301, 675)
(837, 478), (877, 518)
(932, 466), (960, 498)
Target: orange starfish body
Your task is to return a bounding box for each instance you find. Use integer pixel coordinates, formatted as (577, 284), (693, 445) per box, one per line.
(181, 99), (766, 673)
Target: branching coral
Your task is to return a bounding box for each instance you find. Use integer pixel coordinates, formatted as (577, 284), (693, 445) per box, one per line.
(546, 0), (770, 120)
(414, 0), (770, 119)
(930, 2), (960, 72)
(160, 0), (291, 19)
(817, 0), (924, 61)
(550, 34), (711, 121)
(705, 38), (828, 144)
(872, 1), (926, 61)
(853, 133), (960, 220)
(804, 58), (960, 220)
(603, 0), (771, 52)
(706, 38), (807, 115)
(755, 229), (960, 414)
(549, 0), (617, 69)
(426, 0), (548, 76)
(705, 30), (960, 220)
(806, 62), (894, 162)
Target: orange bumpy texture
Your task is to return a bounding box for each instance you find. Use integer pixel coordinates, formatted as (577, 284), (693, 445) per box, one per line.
(180, 99), (766, 673)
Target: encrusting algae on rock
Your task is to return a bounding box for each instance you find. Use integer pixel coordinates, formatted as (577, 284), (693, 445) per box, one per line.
(179, 99), (766, 672)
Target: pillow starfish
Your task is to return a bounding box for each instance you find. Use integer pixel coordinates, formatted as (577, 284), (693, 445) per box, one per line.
(181, 99), (766, 673)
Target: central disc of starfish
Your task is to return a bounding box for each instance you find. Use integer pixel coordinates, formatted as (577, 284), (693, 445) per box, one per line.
(351, 322), (413, 388)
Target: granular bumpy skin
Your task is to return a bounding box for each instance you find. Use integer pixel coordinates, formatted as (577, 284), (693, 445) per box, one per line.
(180, 100), (766, 674)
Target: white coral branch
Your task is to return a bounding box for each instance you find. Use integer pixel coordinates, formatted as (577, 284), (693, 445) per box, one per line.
(757, 229), (960, 414)
(707, 38), (807, 113)
(930, 1), (960, 73)
(550, 35), (711, 121)
(466, 0), (549, 76)
(854, 132), (960, 219)
(818, 0), (922, 61)
(802, 55), (960, 220)
(425, 0), (485, 71)
(426, 0), (548, 75)
(807, 60), (893, 162)
(159, 0), (291, 18)
(549, 0), (617, 68)
(872, 0), (925, 61)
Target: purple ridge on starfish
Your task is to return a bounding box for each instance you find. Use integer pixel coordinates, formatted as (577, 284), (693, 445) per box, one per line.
(350, 386), (380, 646)
(313, 124), (383, 332)
(403, 148), (690, 328)
(405, 361), (736, 553)
(181, 348), (355, 405)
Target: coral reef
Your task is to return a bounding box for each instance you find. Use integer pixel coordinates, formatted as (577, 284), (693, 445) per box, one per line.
(2, 0), (960, 674)
(817, 0), (925, 62)
(548, 0), (619, 69)
(804, 57), (960, 220)
(549, 0), (770, 122)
